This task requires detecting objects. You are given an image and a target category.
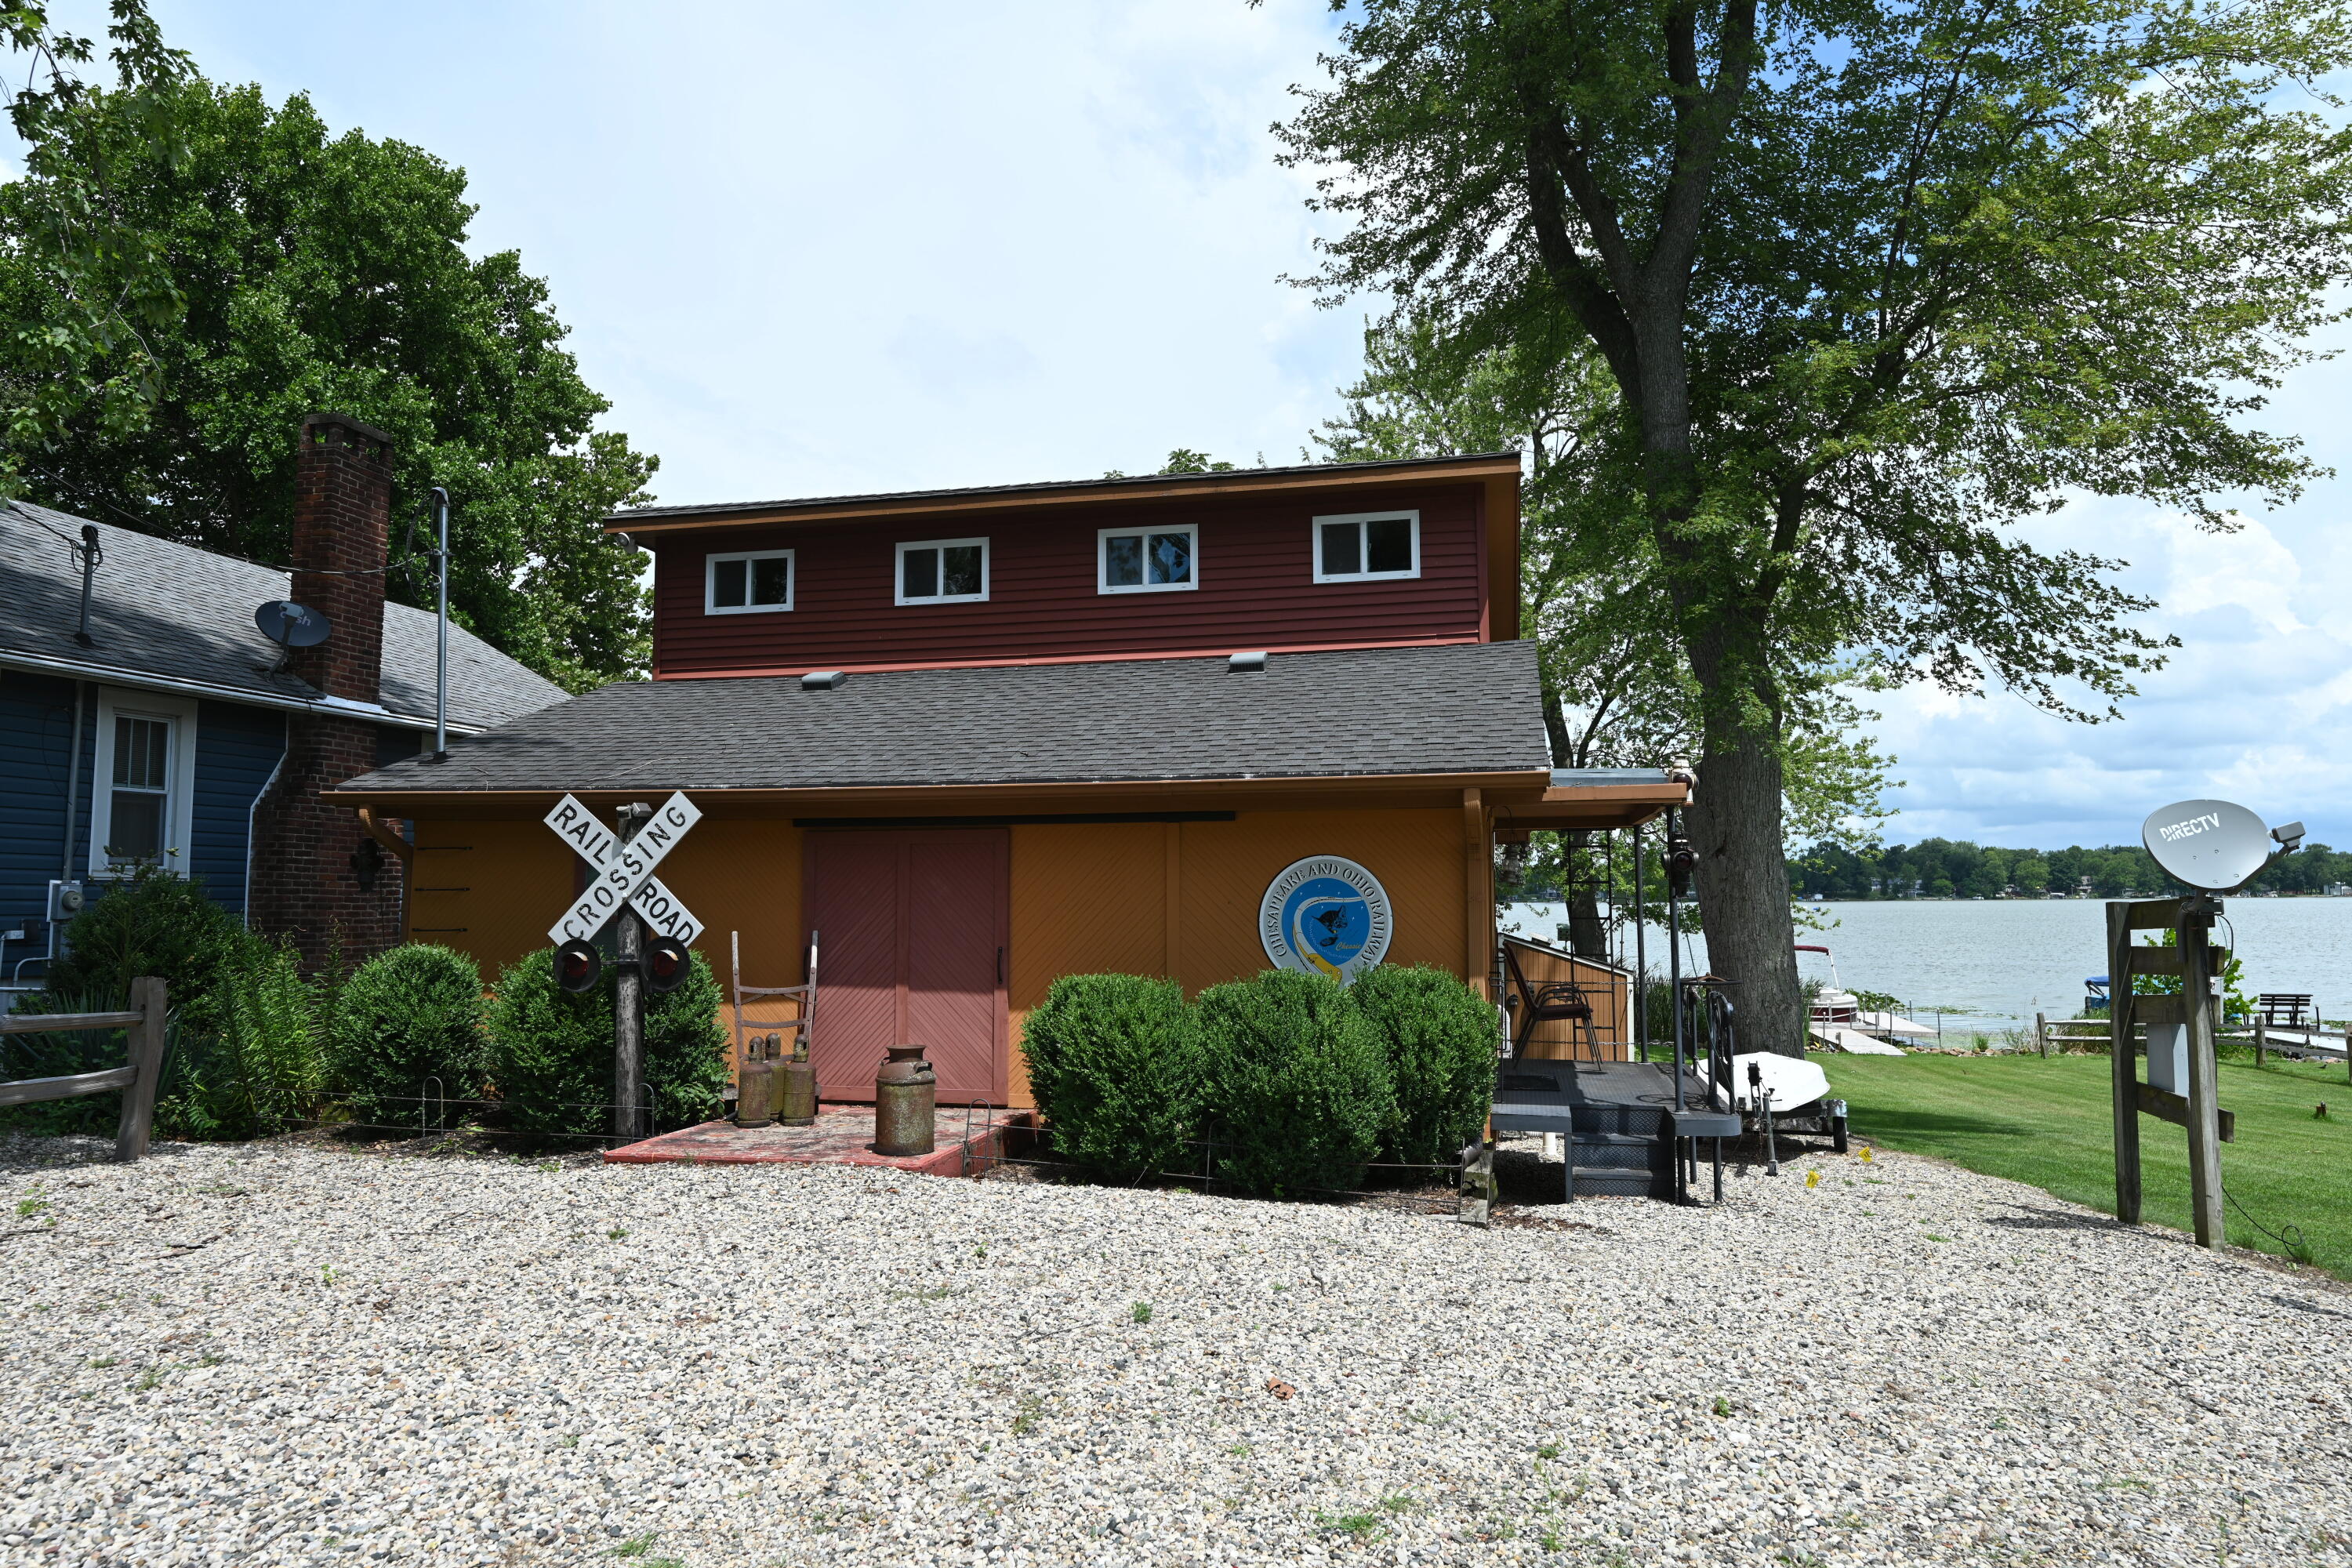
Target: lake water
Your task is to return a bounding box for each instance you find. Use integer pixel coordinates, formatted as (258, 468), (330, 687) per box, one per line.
(1500, 898), (2352, 1040)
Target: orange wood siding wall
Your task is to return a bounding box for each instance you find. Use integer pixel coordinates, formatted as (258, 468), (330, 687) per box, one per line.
(1503, 938), (1632, 1062)
(648, 485), (1487, 677)
(409, 805), (1473, 1111)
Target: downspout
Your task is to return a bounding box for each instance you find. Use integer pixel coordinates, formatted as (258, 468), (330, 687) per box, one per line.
(242, 740), (287, 928)
(60, 681), (85, 882)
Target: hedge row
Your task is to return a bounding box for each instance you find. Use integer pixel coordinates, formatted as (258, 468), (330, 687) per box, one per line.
(5, 867), (727, 1142)
(1022, 965), (1497, 1197)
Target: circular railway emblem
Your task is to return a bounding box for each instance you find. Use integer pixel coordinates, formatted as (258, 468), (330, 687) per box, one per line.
(1259, 855), (1392, 983)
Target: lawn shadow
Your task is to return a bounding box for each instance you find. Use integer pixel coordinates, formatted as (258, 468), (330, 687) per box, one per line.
(1850, 1107), (2042, 1141)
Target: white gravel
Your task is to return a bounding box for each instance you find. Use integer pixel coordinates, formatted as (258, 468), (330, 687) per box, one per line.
(2, 1132), (2347, 1568)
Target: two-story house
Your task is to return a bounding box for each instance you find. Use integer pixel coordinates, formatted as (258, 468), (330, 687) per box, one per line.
(326, 453), (1685, 1108)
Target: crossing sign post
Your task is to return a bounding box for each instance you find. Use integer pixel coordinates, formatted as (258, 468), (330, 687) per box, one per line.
(543, 793), (704, 1139)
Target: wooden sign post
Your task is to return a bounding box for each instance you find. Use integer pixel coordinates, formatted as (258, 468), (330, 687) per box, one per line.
(2108, 895), (2231, 1247)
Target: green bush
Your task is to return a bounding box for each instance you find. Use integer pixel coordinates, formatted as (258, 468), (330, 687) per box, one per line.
(486, 946), (731, 1138)
(1346, 964), (1497, 1168)
(1194, 969), (1393, 1197)
(37, 866), (254, 1031)
(1023, 973), (1203, 1180)
(330, 945), (485, 1127)
(155, 939), (324, 1140)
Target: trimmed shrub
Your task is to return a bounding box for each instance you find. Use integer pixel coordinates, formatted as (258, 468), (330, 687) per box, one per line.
(1194, 968), (1393, 1197)
(1022, 973), (1202, 1180)
(486, 946), (731, 1138)
(330, 945), (486, 1127)
(1346, 964), (1498, 1168)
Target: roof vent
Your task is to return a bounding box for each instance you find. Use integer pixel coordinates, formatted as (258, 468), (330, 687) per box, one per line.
(801, 670), (846, 691)
(1227, 651), (1267, 673)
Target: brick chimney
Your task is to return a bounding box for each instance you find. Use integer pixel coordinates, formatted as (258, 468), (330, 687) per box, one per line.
(248, 412), (408, 971)
(286, 412), (394, 702)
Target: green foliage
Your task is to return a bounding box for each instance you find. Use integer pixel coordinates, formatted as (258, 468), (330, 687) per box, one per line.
(0, 2), (192, 496)
(156, 938), (322, 1140)
(329, 945), (485, 1125)
(0, 71), (657, 689)
(1345, 964), (1496, 1168)
(38, 866), (255, 1032)
(1280, 0), (2352, 1063)
(486, 946), (730, 1138)
(1193, 970), (1394, 1197)
(1022, 973), (1203, 1181)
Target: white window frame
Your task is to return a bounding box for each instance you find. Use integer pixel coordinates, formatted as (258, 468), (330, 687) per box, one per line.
(89, 688), (198, 880)
(704, 548), (796, 615)
(1312, 510), (1422, 583)
(1095, 524), (1201, 596)
(894, 535), (991, 605)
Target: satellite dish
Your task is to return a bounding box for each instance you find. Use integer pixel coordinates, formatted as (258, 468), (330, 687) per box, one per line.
(2141, 799), (2276, 892)
(254, 600), (331, 648)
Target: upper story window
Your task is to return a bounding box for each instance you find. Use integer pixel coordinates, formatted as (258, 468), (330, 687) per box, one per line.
(1098, 524), (1198, 594)
(897, 537), (989, 604)
(706, 549), (794, 615)
(1313, 510), (1421, 583)
(90, 689), (197, 877)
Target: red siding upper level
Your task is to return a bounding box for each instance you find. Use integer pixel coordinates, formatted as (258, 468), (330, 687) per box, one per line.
(646, 479), (1504, 678)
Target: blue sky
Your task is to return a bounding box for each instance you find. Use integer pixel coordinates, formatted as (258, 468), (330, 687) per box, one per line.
(31, 2), (2352, 851)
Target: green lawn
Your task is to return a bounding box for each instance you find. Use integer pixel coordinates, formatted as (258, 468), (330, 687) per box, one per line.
(1819, 1053), (2352, 1279)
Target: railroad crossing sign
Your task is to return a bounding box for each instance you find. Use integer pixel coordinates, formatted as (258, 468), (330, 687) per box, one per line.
(543, 792), (705, 947)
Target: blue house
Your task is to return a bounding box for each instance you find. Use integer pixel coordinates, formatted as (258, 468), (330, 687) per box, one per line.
(0, 414), (568, 994)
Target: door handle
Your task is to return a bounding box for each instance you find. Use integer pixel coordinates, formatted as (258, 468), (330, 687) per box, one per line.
(997, 946), (1004, 985)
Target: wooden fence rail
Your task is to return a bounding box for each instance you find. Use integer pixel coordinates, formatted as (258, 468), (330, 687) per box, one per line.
(0, 977), (167, 1160)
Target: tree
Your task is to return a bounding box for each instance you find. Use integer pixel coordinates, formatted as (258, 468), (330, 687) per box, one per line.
(0, 74), (655, 690)
(1274, 0), (2352, 1051)
(1319, 310), (1892, 956)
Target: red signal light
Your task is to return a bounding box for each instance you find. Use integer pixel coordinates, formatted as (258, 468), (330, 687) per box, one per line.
(555, 940), (601, 994)
(644, 935), (689, 995)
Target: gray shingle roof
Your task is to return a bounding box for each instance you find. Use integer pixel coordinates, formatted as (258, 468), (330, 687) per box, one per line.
(610, 451), (1520, 525)
(333, 641), (1550, 797)
(0, 502), (568, 731)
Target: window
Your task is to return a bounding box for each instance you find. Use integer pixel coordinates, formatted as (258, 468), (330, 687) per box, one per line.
(705, 549), (794, 615)
(89, 690), (197, 877)
(895, 537), (989, 604)
(1312, 510), (1421, 583)
(1097, 524), (1198, 594)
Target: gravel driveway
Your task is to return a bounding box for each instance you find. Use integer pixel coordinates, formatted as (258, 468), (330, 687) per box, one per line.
(2, 1132), (2347, 1567)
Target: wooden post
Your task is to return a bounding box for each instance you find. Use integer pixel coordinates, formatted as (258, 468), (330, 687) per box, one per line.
(2254, 1016), (2266, 1067)
(2036, 1011), (2049, 1059)
(2181, 902), (2227, 1249)
(114, 977), (166, 1162)
(2107, 902), (2140, 1225)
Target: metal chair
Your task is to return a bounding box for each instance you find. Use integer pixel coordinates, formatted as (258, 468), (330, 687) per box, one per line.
(1503, 941), (1599, 1059)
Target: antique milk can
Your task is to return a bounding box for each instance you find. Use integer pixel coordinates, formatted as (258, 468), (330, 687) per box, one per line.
(733, 1033), (778, 1129)
(776, 1029), (817, 1127)
(873, 1044), (936, 1156)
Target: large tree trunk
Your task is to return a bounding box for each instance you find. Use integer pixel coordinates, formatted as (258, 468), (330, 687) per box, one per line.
(1684, 716), (1804, 1056)
(1563, 829), (1607, 958)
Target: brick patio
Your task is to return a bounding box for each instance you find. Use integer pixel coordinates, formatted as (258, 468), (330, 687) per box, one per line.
(602, 1104), (1031, 1178)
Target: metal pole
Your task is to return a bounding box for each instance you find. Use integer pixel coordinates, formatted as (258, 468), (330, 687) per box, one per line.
(430, 487), (451, 763)
(1669, 811), (1685, 1113)
(1634, 823), (1648, 1064)
(613, 804), (652, 1142)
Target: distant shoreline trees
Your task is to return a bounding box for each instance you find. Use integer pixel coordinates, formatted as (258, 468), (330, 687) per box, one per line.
(1791, 840), (2352, 901)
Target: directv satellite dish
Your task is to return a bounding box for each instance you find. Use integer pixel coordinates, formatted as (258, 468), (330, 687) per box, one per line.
(2141, 799), (2276, 892)
(255, 600), (331, 648)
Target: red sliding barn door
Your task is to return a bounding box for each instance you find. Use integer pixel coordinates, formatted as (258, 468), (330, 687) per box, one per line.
(804, 829), (1009, 1105)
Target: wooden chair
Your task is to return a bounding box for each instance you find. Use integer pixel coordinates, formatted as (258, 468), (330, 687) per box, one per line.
(1503, 941), (1599, 1059)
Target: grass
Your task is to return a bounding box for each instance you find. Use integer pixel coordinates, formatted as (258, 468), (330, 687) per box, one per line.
(1820, 1053), (2352, 1278)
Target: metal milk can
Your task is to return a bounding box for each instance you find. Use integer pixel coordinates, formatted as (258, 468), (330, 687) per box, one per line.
(734, 1032), (778, 1130)
(873, 1044), (936, 1156)
(777, 1029), (817, 1127)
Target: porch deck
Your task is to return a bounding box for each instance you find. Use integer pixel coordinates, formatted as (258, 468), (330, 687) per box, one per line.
(604, 1105), (1031, 1176)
